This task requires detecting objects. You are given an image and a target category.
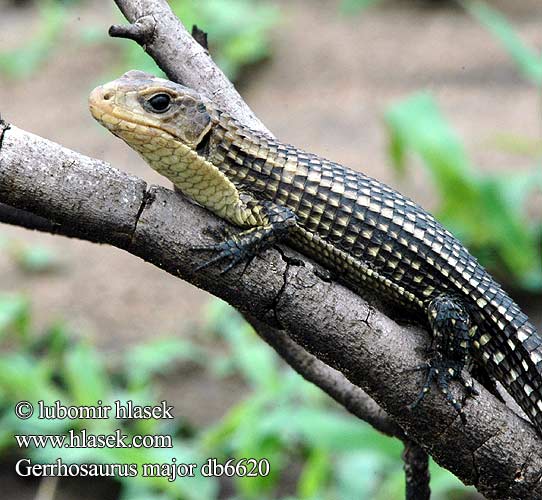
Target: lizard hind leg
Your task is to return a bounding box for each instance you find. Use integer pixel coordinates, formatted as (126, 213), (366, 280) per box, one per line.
(409, 295), (478, 421)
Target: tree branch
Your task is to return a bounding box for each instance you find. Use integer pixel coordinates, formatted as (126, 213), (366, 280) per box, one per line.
(403, 440), (431, 500)
(0, 202), (60, 234)
(111, 0), (407, 446)
(1, 124), (541, 498)
(0, 1), (541, 498)
(0, 192), (400, 441)
(247, 316), (403, 439)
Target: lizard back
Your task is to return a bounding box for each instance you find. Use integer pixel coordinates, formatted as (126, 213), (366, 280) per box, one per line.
(208, 111), (542, 431)
(88, 71), (542, 436)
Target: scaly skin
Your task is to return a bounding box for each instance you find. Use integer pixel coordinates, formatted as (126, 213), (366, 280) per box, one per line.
(89, 70), (542, 436)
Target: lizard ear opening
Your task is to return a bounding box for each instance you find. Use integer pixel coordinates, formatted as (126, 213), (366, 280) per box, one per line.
(195, 126), (212, 157)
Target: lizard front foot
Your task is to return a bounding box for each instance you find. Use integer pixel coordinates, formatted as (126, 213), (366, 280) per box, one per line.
(193, 202), (296, 274)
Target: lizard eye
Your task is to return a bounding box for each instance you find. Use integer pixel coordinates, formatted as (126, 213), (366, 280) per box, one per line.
(147, 93), (171, 113)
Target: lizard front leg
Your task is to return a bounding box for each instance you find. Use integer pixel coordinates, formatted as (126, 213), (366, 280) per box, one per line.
(194, 198), (297, 273)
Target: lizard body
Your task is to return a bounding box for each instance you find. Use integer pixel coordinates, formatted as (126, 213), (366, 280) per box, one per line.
(89, 71), (542, 435)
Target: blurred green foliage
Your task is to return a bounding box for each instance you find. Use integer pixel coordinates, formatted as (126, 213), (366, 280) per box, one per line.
(170, 0), (279, 80)
(0, 293), (218, 500)
(107, 0), (279, 81)
(386, 1), (542, 292)
(0, 0), (278, 82)
(0, 236), (60, 274)
(386, 93), (542, 291)
(463, 1), (542, 86)
(0, 296), (474, 499)
(340, 0), (381, 15)
(0, 1), (65, 79)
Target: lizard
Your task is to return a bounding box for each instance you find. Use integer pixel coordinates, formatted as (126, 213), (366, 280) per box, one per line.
(89, 70), (542, 436)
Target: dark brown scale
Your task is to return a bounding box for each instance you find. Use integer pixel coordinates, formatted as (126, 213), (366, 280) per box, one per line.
(206, 110), (542, 434)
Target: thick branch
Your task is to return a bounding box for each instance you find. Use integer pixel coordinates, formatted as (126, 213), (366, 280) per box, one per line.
(247, 316), (403, 439)
(0, 0), (401, 446)
(103, 4), (542, 495)
(0, 200), (399, 439)
(109, 0), (408, 447)
(0, 1), (541, 497)
(0, 126), (541, 498)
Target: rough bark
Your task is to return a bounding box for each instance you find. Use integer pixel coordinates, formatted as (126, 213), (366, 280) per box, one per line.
(403, 440), (431, 500)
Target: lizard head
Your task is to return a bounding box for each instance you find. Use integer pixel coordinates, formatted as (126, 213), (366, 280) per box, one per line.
(89, 70), (212, 150)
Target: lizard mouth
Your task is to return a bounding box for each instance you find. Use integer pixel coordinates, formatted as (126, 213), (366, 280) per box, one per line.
(89, 84), (181, 143)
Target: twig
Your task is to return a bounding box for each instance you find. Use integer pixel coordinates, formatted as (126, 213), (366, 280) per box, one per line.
(191, 25), (208, 52)
(109, 15), (155, 45)
(111, 0), (270, 134)
(403, 440), (431, 500)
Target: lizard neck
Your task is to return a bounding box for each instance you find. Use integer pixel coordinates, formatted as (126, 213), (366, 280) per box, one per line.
(124, 125), (244, 223)
(206, 112), (288, 196)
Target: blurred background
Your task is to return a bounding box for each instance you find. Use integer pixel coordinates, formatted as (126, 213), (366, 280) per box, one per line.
(0, 0), (541, 499)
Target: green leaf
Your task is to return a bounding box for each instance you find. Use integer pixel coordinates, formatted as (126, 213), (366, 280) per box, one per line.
(386, 92), (474, 187)
(33, 322), (72, 360)
(475, 177), (540, 285)
(464, 1), (542, 85)
(0, 294), (30, 341)
(0, 354), (67, 438)
(297, 448), (331, 499)
(63, 342), (111, 407)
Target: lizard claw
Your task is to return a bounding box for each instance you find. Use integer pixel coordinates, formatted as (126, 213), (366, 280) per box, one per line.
(193, 237), (248, 273)
(408, 360), (474, 424)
